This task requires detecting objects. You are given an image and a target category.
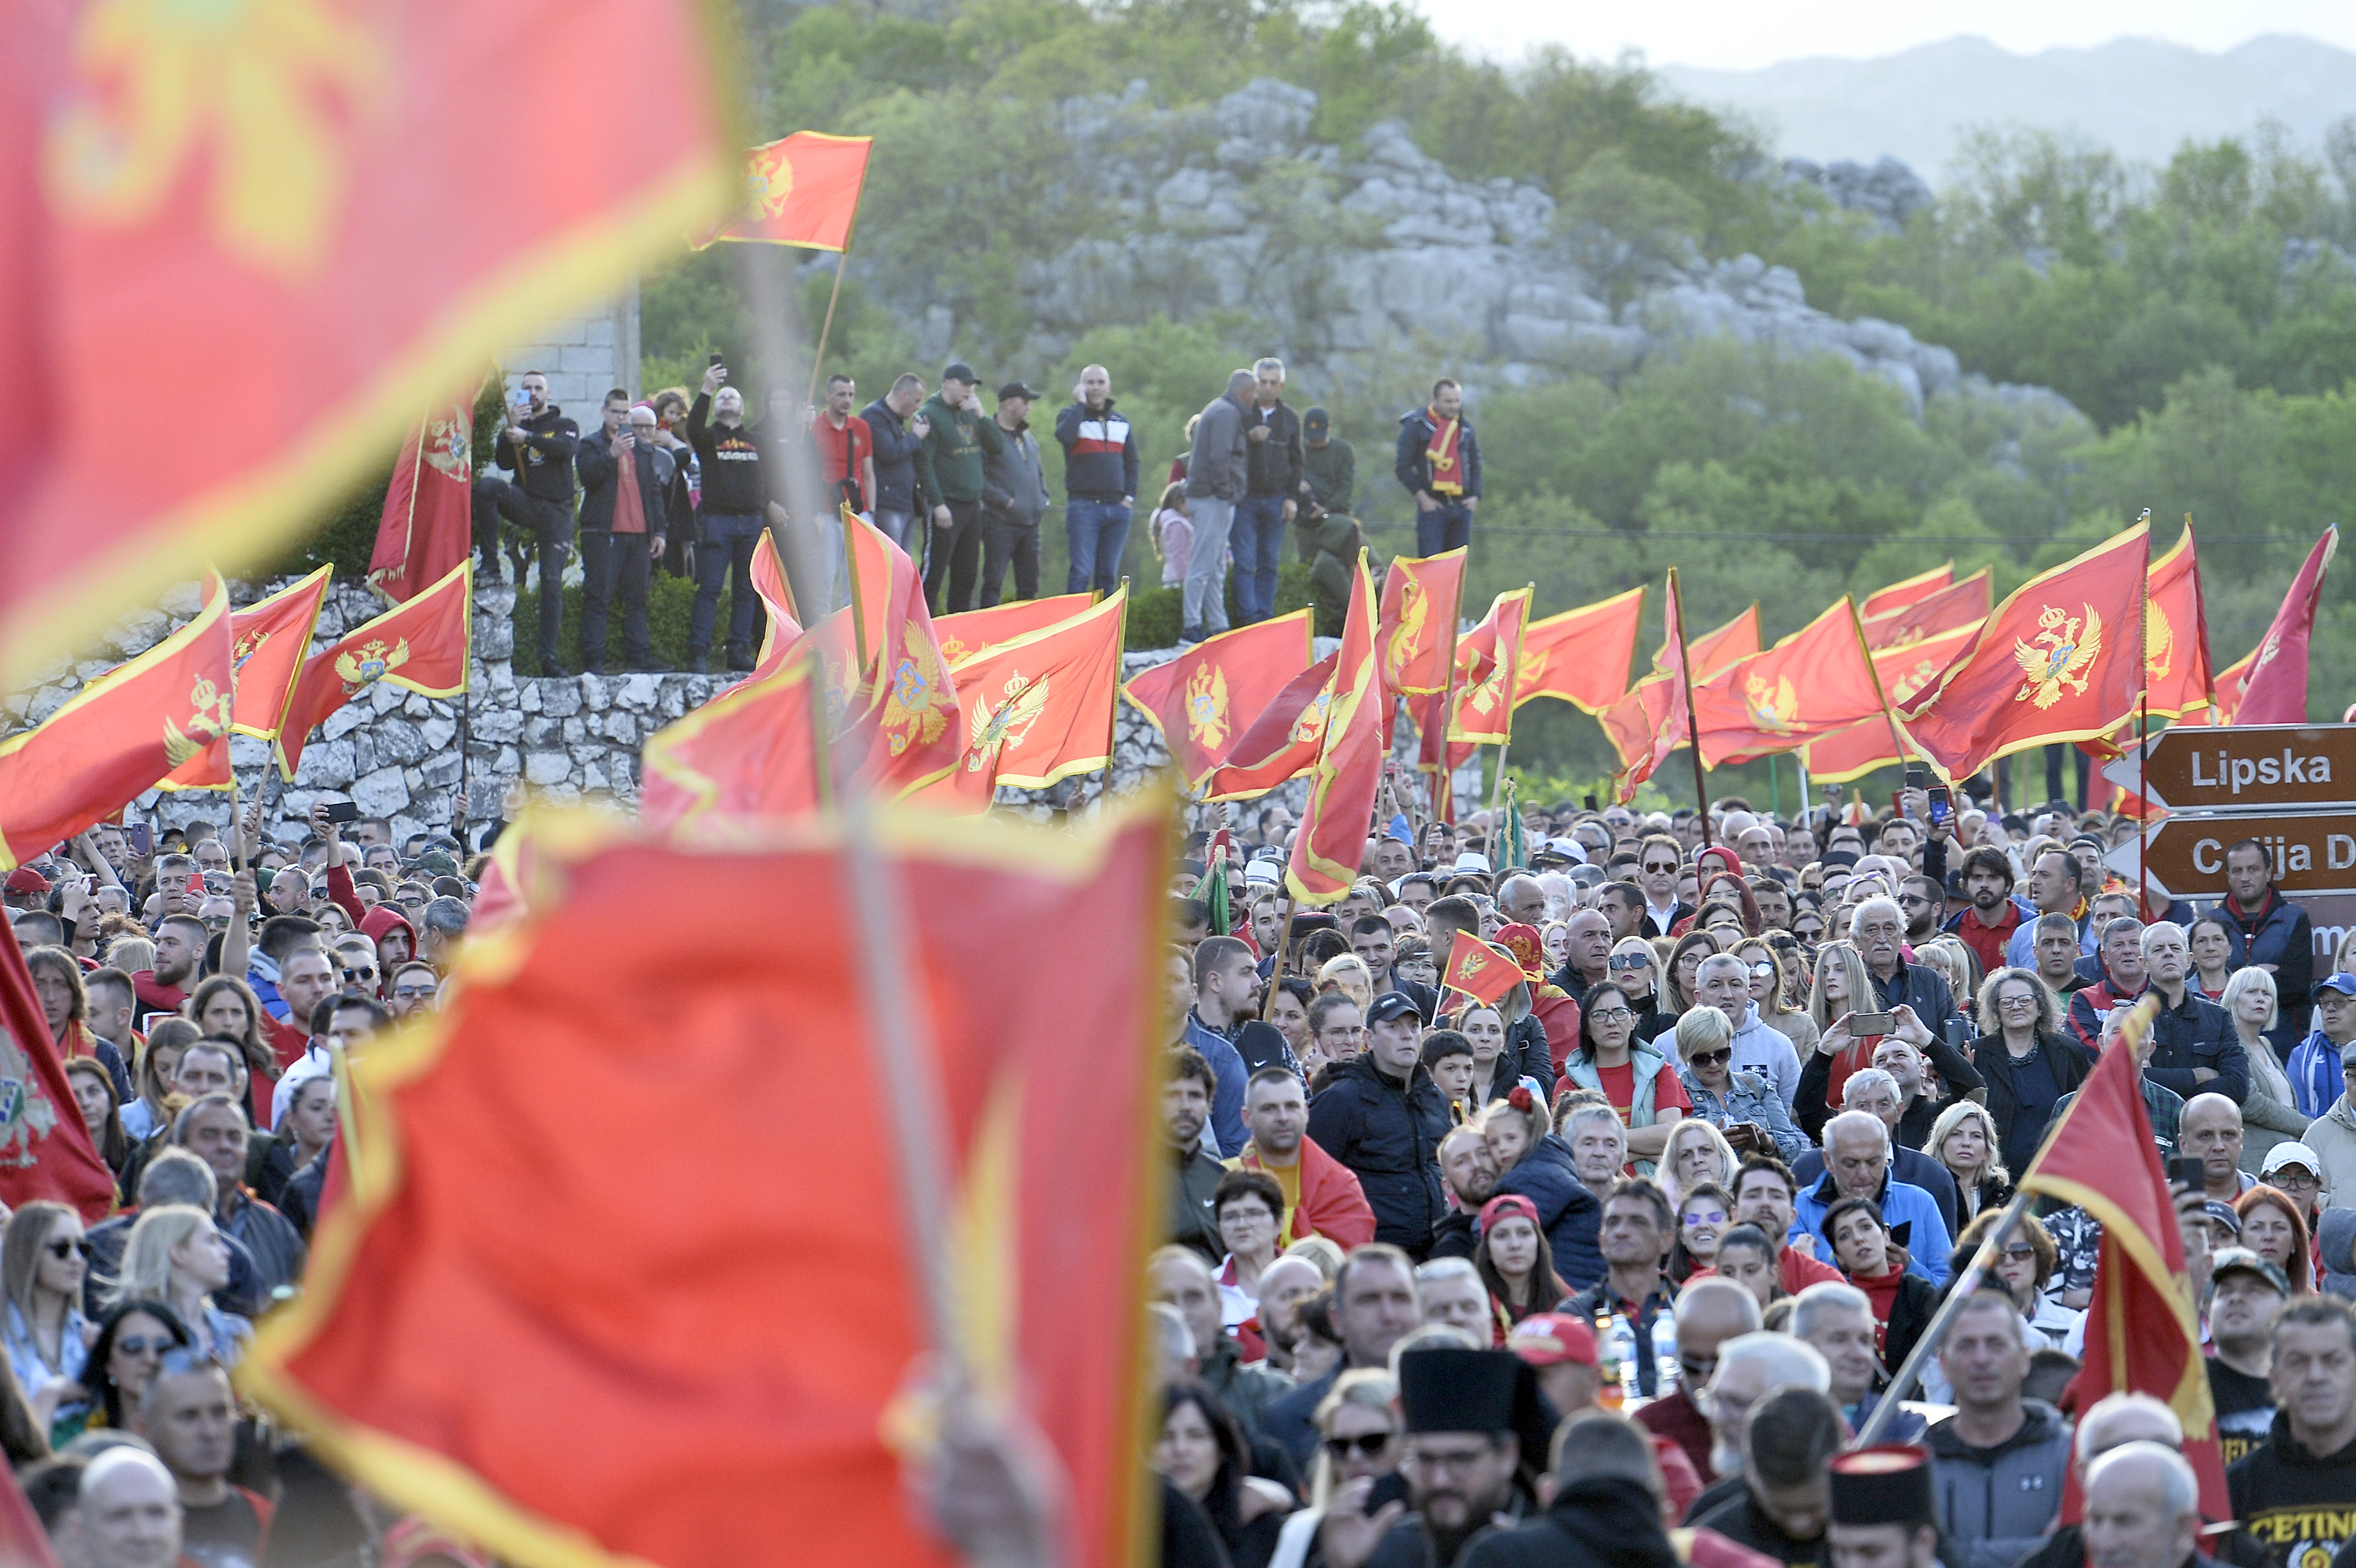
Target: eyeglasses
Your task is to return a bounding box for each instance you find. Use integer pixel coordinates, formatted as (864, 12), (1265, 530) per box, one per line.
(1412, 1445), (1502, 1475)
(391, 985), (436, 1001)
(341, 966), (377, 982)
(1746, 961), (1776, 977)
(1997, 993), (2039, 1009)
(44, 1238), (89, 1261)
(1325, 1433), (1395, 1459)
(1687, 1049), (1731, 1068)
(1898, 894), (1934, 908)
(1682, 1208), (1728, 1227)
(1997, 1243), (2037, 1261)
(1589, 1007), (1634, 1024)
(114, 1334), (177, 1357)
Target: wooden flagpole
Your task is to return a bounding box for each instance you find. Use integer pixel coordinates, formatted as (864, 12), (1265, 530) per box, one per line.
(1667, 568), (1713, 849)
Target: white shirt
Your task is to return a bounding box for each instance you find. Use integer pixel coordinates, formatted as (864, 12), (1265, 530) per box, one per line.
(271, 1044), (334, 1130)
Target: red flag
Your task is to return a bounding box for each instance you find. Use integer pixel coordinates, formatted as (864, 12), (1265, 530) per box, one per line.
(1862, 567), (1993, 650)
(844, 514), (967, 798)
(0, 921), (120, 1223)
(1858, 561), (1952, 619)
(1377, 549), (1467, 695)
(1199, 654), (1340, 801)
(1597, 571), (1700, 802)
(241, 805), (1168, 1568)
(1, 3), (732, 690)
(1691, 599), (1888, 769)
(2143, 525), (2214, 721)
(2208, 646), (2258, 728)
(370, 399), (476, 603)
(916, 592), (1126, 813)
(0, 573), (232, 867)
(1440, 930), (1521, 1010)
(1688, 603), (1761, 678)
(1515, 586), (1645, 715)
(1449, 589), (1534, 748)
(1123, 612), (1316, 789)
(1899, 523), (2149, 782)
(692, 132), (873, 252)
(935, 594), (1097, 668)
(160, 566), (335, 790)
(1801, 621), (1984, 784)
(746, 533), (804, 681)
(276, 562), (472, 780)
(2017, 996), (2228, 1522)
(639, 659), (852, 836)
(2231, 525), (2335, 725)
(1290, 554), (1385, 903)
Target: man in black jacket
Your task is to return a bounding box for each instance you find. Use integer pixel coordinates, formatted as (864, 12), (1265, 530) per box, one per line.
(1053, 364), (1139, 595)
(861, 373), (930, 552)
(573, 394), (670, 673)
(2229, 1296), (2356, 1568)
(1457, 1409), (1679, 1568)
(472, 371), (578, 668)
(1234, 357), (1303, 626)
(1309, 992), (1451, 1257)
(1691, 1387), (1844, 1568)
(684, 364), (775, 673)
(1396, 378), (1481, 557)
(1162, 1046), (1227, 1262)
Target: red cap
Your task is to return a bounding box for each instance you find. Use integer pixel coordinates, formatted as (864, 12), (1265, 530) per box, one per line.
(1478, 1193), (1543, 1235)
(1507, 1313), (1597, 1368)
(1494, 923), (1546, 980)
(3, 869), (50, 895)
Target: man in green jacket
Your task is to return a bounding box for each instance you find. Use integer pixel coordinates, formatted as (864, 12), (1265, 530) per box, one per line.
(912, 361), (1007, 614)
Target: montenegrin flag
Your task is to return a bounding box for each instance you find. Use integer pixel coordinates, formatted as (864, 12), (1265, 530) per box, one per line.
(1691, 599), (1887, 769)
(240, 803), (1171, 1568)
(276, 561), (472, 781)
(1858, 561), (1952, 619)
(1290, 553), (1385, 904)
(934, 594), (1097, 669)
(1862, 566), (1992, 650)
(746, 532), (803, 681)
(2143, 523), (2214, 721)
(2230, 524), (2335, 727)
(915, 590), (1127, 813)
(1801, 619), (1984, 784)
(1199, 653), (1340, 802)
(842, 512), (965, 798)
(0, 573), (232, 870)
(1, 0), (732, 688)
(639, 657), (856, 837)
(1688, 602), (1761, 677)
(1440, 929), (1522, 1010)
(369, 395), (476, 604)
(1377, 548), (1466, 696)
(692, 131), (874, 252)
(1513, 586), (1643, 715)
(1448, 588), (1534, 749)
(1123, 612), (1315, 790)
(159, 565), (335, 790)
(1899, 522), (2149, 783)
(0, 921), (121, 1223)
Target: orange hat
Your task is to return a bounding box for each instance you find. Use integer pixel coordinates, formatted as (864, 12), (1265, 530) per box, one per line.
(1507, 1313), (1597, 1368)
(1494, 922), (1546, 980)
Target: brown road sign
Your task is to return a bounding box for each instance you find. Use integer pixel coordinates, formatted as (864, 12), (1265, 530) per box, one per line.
(2121, 724), (2356, 811)
(2136, 811), (2356, 898)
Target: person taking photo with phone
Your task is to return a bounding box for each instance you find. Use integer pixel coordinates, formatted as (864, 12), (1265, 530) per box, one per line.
(471, 370), (579, 671)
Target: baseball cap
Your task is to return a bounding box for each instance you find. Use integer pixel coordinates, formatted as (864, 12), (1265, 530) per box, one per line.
(997, 381), (1037, 402)
(1507, 1313), (1597, 1368)
(2261, 1142), (2323, 1181)
(2316, 973), (2356, 999)
(2210, 1246), (2290, 1296)
(1479, 1193), (1543, 1234)
(942, 361), (977, 385)
(3, 869), (50, 895)
(2202, 1200), (2243, 1236)
(1452, 851), (1492, 875)
(1303, 406), (1331, 433)
(1366, 991), (1426, 1027)
(1243, 860), (1282, 889)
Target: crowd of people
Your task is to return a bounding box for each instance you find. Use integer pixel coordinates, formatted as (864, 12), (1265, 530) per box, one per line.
(466, 358), (1477, 669)
(2, 803), (485, 1568)
(1148, 779), (2356, 1568)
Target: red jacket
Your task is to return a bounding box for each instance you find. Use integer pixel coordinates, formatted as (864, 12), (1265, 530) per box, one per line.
(1233, 1136), (1376, 1250)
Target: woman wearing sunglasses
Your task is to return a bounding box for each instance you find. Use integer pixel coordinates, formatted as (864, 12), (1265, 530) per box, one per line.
(1267, 1372), (1399, 1568)
(1605, 938), (1673, 1046)
(1671, 1008), (1808, 1162)
(1955, 1209), (2079, 1352)
(1, 1202), (92, 1442)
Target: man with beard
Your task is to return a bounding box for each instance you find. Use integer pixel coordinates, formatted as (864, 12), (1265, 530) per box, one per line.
(1232, 1067), (1375, 1249)
(1947, 849), (2030, 978)
(1825, 1445), (1941, 1568)
(1429, 1126), (1500, 1261)
(1692, 1387), (1845, 1568)
(1319, 1347), (1528, 1568)
(132, 914), (207, 1017)
(1163, 1048), (1229, 1261)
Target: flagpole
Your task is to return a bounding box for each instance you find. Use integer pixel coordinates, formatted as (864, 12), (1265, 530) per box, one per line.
(1849, 595), (1911, 771)
(1856, 1187), (2040, 1434)
(804, 251), (851, 410)
(1667, 568), (1713, 848)
(2138, 510), (2153, 917)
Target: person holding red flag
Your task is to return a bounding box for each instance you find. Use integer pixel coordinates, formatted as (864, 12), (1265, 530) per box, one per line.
(0, 924), (120, 1224)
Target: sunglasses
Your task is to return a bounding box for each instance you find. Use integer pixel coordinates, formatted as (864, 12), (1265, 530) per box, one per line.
(114, 1334), (177, 1357)
(1607, 954), (1652, 971)
(391, 985), (436, 1001)
(1997, 1243), (2037, 1261)
(341, 966), (378, 982)
(1682, 1208), (1728, 1227)
(1325, 1433), (1395, 1460)
(1687, 1048), (1732, 1068)
(1747, 961), (1776, 977)
(44, 1239), (89, 1261)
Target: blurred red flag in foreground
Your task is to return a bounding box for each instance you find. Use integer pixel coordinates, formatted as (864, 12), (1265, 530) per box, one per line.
(241, 804), (1168, 1568)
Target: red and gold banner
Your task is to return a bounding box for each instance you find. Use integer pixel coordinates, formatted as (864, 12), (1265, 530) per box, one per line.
(1800, 620), (1984, 784)
(370, 398), (476, 603)
(276, 561), (472, 781)
(1376, 548), (1466, 696)
(935, 594), (1097, 668)
(0, 573), (232, 868)
(1123, 612), (1315, 789)
(1687, 603), (1761, 678)
(2143, 525), (2214, 720)
(640, 659), (849, 836)
(839, 513), (965, 798)
(1691, 599), (1885, 768)
(1290, 554), (1385, 903)
(161, 566), (335, 790)
(747, 533), (803, 681)
(916, 591), (1126, 813)
(1899, 523), (2149, 782)
(1598, 571), (1700, 803)
(2231, 524), (2336, 726)
(1862, 567), (1993, 650)
(241, 804), (1169, 1568)
(1, 2), (732, 689)
(692, 132), (873, 252)
(2018, 996), (2229, 1522)
(1440, 930), (1522, 1010)
(1199, 654), (1339, 802)
(1514, 586), (1645, 715)
(1857, 561), (1952, 619)
(1448, 588), (1533, 748)
(0, 923), (121, 1223)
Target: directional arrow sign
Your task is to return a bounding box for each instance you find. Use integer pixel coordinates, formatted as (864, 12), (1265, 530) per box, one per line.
(2134, 811), (2356, 899)
(2103, 724), (2356, 813)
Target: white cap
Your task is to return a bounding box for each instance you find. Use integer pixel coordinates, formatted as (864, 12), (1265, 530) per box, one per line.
(1541, 837), (1588, 865)
(1452, 851), (1492, 875)
(2262, 1142), (2323, 1179)
(1243, 859), (1283, 888)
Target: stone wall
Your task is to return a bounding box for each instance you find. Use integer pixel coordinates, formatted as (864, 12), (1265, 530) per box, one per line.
(496, 283), (642, 419)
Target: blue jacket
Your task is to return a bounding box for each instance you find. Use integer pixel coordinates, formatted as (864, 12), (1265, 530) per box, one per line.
(1677, 1066), (1809, 1163)
(2287, 1028), (2350, 1119)
(859, 396), (926, 514)
(1054, 400), (1142, 502)
(1492, 1132), (1603, 1290)
(1793, 1169), (1952, 1286)
(1180, 1011), (1249, 1158)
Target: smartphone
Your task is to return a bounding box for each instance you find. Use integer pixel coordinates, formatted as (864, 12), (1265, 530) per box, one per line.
(2168, 1156), (2206, 1191)
(320, 801), (361, 823)
(1944, 1017), (1968, 1053)
(128, 824), (151, 857)
(1848, 1012), (1897, 1036)
(708, 352), (725, 367)
(1584, 793), (1599, 812)
(1927, 785), (1952, 826)
(1904, 767), (1926, 791)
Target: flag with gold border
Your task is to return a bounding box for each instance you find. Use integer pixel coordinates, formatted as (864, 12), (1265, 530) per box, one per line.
(1801, 620), (1984, 783)
(370, 398), (476, 603)
(1289, 554), (1384, 903)
(1514, 586), (1645, 715)
(746, 533), (804, 681)
(1123, 613), (1314, 790)
(159, 566), (335, 790)
(1376, 548), (1466, 696)
(1440, 929), (1521, 1010)
(1198, 654), (1340, 802)
(1690, 599), (1887, 769)
(1863, 567), (1993, 650)
(1858, 561), (1952, 619)
(935, 594), (1096, 669)
(691, 132), (873, 252)
(276, 562), (472, 781)
(2142, 524), (2214, 720)
(914, 590), (1127, 813)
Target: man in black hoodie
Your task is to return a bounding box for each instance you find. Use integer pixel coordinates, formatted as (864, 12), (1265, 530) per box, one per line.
(1308, 992), (1451, 1257)
(472, 371), (578, 668)
(684, 363), (774, 673)
(1457, 1408), (1680, 1568)
(572, 394), (671, 673)
(2231, 1297), (2356, 1568)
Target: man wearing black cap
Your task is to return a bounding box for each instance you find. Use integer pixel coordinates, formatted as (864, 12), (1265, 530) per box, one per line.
(1320, 1348), (1528, 1568)
(1825, 1446), (1941, 1568)
(978, 381), (1049, 608)
(1309, 991), (1451, 1256)
(913, 362), (1007, 614)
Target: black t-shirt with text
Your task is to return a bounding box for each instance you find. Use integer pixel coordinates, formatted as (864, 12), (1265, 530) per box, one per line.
(2215, 1358), (2279, 1468)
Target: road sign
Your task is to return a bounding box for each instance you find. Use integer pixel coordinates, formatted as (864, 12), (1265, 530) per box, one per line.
(2104, 724), (2356, 812)
(2129, 811), (2356, 899)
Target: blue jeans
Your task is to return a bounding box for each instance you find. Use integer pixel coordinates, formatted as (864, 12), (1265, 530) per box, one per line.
(1065, 499), (1132, 595)
(690, 511), (764, 653)
(1415, 500), (1473, 556)
(1231, 495), (1287, 622)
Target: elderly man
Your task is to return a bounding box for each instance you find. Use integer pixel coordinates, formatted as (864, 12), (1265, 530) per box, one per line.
(1795, 1279), (1927, 1442)
(2069, 917), (2151, 1052)
(2229, 1297), (2356, 1568)
(1415, 1258), (1492, 1339)
(2081, 1444), (2209, 1568)
(2180, 1094), (2256, 1204)
(1927, 1289), (2071, 1568)
(75, 1446), (185, 1568)
(2018, 1393), (2190, 1568)
(1671, 952), (1801, 1104)
(1632, 1276), (1759, 1480)
(1695, 1332), (1830, 1509)
(1691, 1387), (1846, 1568)
(1146, 1246), (1290, 1435)
(1792, 1110), (1953, 1284)
(1550, 908), (1613, 1005)
(2290, 974), (2356, 1121)
(1793, 1067), (1962, 1236)
(1852, 897), (1959, 1036)
(2141, 922), (2245, 1101)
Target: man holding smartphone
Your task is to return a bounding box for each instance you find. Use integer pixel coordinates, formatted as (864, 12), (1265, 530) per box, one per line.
(573, 392), (671, 674)
(686, 360), (771, 674)
(472, 370), (580, 671)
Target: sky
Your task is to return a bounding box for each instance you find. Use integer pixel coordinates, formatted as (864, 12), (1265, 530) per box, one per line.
(1414, 0), (2356, 71)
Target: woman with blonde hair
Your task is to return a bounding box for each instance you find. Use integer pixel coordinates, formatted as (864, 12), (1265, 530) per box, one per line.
(1670, 1008), (1807, 1164)
(1315, 955), (1374, 1015)
(1266, 1371), (1400, 1568)
(121, 1017), (199, 1143)
(1927, 1100), (2011, 1225)
(1658, 1115), (1739, 1202)
(1732, 936), (1818, 1059)
(0, 1202), (90, 1438)
(1804, 942), (1879, 1107)
(2222, 967), (2314, 1169)
(1916, 936), (1984, 1019)
(108, 1205), (251, 1366)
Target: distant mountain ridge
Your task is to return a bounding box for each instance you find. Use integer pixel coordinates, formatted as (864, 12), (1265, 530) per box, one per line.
(1658, 34), (2356, 175)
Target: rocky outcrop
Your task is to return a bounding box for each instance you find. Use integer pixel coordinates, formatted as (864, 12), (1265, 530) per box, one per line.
(1006, 78), (2077, 425)
(1778, 156), (1934, 234)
